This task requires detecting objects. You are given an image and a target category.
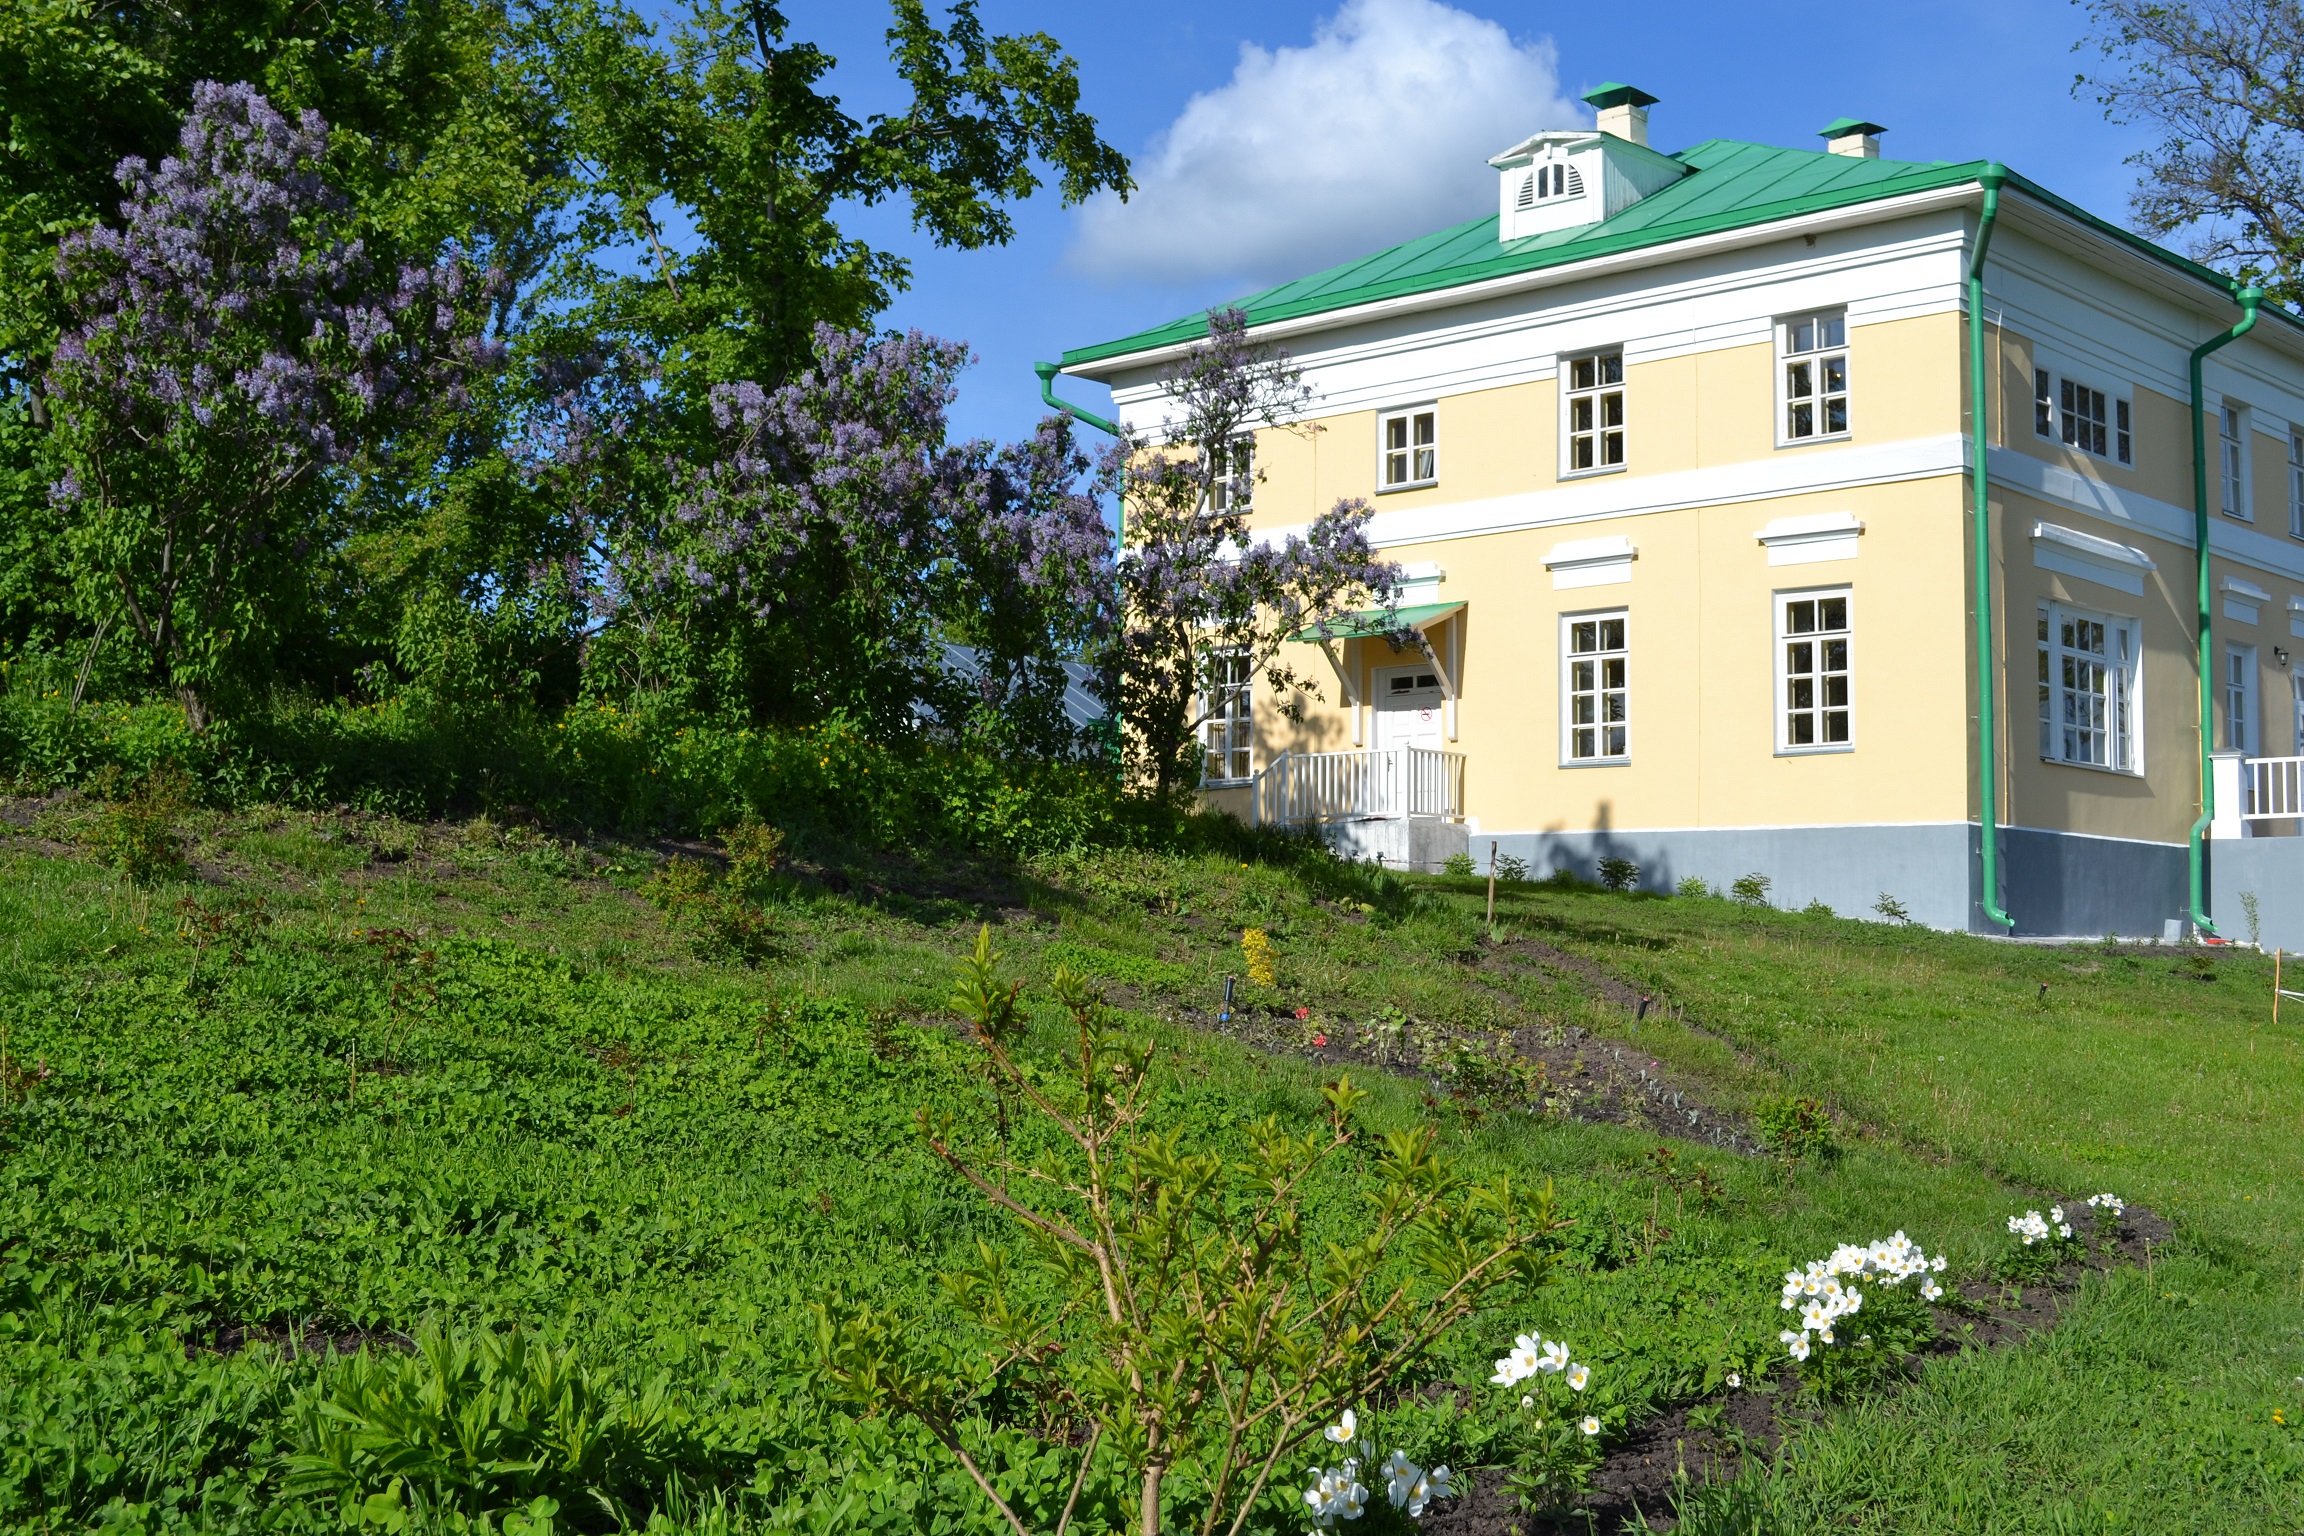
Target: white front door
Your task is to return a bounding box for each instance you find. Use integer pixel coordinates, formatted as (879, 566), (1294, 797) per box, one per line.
(1374, 664), (1444, 752)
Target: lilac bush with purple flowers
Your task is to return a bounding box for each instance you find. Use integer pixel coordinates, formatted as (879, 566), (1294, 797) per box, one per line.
(648, 323), (1113, 751)
(45, 81), (501, 729)
(1110, 309), (1401, 797)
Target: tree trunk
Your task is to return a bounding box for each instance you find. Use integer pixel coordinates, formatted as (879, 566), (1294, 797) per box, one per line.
(1139, 1462), (1164, 1536)
(177, 683), (209, 735)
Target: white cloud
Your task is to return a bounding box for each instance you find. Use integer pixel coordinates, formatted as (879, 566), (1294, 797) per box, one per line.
(1067, 0), (1585, 289)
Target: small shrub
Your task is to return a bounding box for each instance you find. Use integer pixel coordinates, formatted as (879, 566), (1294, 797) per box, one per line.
(1673, 875), (1708, 899)
(1802, 898), (1833, 918)
(91, 763), (191, 883)
(1729, 871), (1772, 907)
(1596, 857), (1638, 892)
(1241, 926), (1278, 987)
(641, 820), (791, 963)
(2240, 889), (2262, 947)
(1873, 892), (1910, 923)
(1753, 1095), (1834, 1164)
(1442, 850), (1476, 878)
(1493, 852), (1529, 883)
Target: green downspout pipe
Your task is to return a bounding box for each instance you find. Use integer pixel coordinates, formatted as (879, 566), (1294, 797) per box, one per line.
(2187, 285), (2264, 938)
(1034, 361), (1127, 769)
(1033, 361), (1120, 438)
(1968, 166), (2014, 931)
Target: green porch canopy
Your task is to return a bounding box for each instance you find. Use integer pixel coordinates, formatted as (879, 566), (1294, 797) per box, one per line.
(1290, 601), (1462, 642)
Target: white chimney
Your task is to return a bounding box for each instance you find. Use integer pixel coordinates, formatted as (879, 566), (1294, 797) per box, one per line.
(1820, 117), (1887, 158)
(1583, 82), (1658, 147)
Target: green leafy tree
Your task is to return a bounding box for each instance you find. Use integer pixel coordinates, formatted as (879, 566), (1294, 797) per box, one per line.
(534, 0), (1131, 389)
(2080, 0), (2304, 306)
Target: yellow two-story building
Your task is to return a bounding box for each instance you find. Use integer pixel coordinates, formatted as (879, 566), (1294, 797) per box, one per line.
(1056, 85), (2304, 940)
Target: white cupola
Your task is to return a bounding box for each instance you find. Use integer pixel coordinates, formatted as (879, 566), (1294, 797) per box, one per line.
(1489, 83), (1687, 243)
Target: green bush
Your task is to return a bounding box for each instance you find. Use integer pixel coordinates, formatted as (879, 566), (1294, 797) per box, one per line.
(283, 1326), (697, 1528)
(89, 763), (190, 884)
(1753, 1096), (1835, 1165)
(1597, 857), (1638, 892)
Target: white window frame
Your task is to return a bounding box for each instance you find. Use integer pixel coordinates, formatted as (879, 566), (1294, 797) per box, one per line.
(1559, 609), (1628, 764)
(2033, 366), (2133, 467)
(1200, 648), (1253, 785)
(2288, 426), (2304, 540)
(1559, 350), (1626, 478)
(2221, 400), (2250, 520)
(1777, 311), (1849, 445)
(1208, 434), (1254, 513)
(1377, 405), (1437, 492)
(1774, 587), (1853, 753)
(2227, 643), (2258, 754)
(2036, 602), (2142, 775)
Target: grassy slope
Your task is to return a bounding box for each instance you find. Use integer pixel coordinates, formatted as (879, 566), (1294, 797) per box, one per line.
(0, 804), (2296, 1532)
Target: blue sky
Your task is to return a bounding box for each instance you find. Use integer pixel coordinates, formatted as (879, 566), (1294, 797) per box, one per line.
(783, 0), (2162, 449)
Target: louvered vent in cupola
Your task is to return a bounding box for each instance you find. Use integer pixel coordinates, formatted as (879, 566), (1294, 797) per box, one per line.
(1489, 83), (1688, 242)
(1515, 162), (1585, 208)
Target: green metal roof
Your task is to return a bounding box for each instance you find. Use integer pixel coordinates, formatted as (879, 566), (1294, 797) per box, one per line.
(1291, 601), (1463, 642)
(1061, 139), (2276, 371)
(1818, 117), (1888, 139)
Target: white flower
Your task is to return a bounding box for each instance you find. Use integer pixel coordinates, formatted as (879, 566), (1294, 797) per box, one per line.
(2057, 1223), (2073, 1239)
(1800, 1300), (1832, 1331)
(1514, 1331), (1542, 1354)
(1933, 1254), (1947, 1271)
(2049, 1205), (2064, 1224)
(1334, 1474), (1368, 1520)
(1787, 1334), (1812, 1362)
(1406, 1466), (1454, 1517)
(1521, 1395), (1534, 1409)
(1726, 1372), (1741, 1388)
(1324, 1409), (1357, 1445)
(1920, 1278), (1943, 1301)
(1567, 1363), (1591, 1392)
(1580, 1416), (1601, 1437)
(1538, 1340), (1571, 1373)
(1381, 1451), (1418, 1509)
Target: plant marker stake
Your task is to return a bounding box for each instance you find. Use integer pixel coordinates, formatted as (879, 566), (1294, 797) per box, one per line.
(1486, 841), (1498, 924)
(1220, 974), (1235, 1026)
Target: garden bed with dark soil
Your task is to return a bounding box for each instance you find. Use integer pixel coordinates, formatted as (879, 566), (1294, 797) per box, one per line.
(1170, 995), (1763, 1157)
(1418, 1204), (2172, 1533)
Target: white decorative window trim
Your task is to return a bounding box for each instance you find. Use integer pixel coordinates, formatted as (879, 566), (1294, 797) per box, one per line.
(1755, 512), (1862, 566)
(2223, 575), (2270, 625)
(2039, 602), (2142, 774)
(1544, 535), (1635, 589)
(2031, 520), (2156, 597)
(2290, 593), (2304, 641)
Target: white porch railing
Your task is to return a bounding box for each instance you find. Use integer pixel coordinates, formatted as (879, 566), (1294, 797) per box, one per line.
(2241, 754), (2304, 824)
(1250, 748), (1466, 826)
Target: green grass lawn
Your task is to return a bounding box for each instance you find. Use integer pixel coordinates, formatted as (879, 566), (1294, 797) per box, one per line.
(0, 804), (2297, 1533)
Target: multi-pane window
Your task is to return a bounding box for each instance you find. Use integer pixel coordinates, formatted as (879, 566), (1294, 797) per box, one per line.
(2036, 605), (2139, 772)
(2227, 645), (2257, 754)
(1561, 612), (1628, 761)
(2221, 402), (2248, 519)
(1208, 435), (1253, 512)
(1781, 313), (1848, 441)
(1776, 592), (1851, 750)
(2033, 369), (2132, 465)
(2289, 429), (2304, 539)
(1200, 649), (1252, 783)
(1379, 407), (1437, 490)
(1564, 351), (1625, 473)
